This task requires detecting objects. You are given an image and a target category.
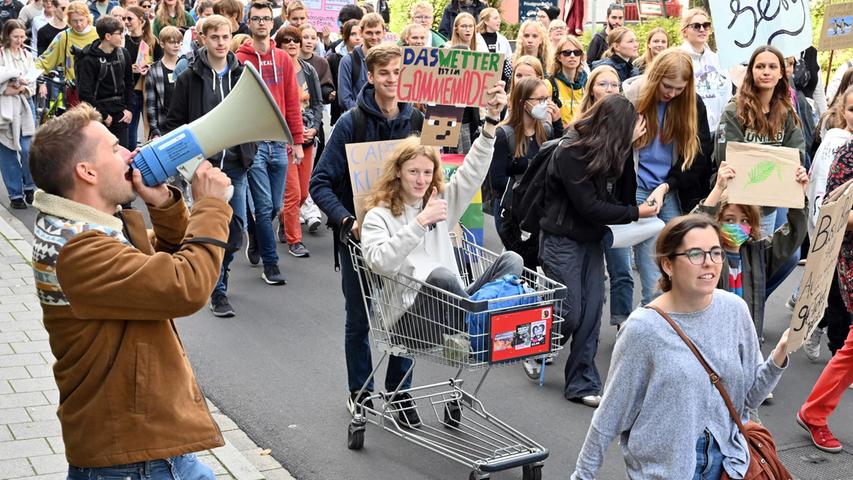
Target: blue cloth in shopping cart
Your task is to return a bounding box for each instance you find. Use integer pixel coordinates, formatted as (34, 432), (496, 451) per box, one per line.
(466, 274), (538, 359)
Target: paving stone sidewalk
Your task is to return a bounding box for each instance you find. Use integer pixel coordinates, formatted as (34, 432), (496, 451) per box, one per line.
(0, 208), (295, 480)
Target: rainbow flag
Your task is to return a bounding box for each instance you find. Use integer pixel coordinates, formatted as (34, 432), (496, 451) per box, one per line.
(441, 153), (484, 247)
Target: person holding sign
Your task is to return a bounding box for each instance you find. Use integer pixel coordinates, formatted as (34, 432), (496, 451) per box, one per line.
(693, 161), (808, 339)
(796, 138), (853, 453)
(714, 45), (806, 235)
(309, 44), (427, 419)
(572, 215), (790, 479)
(539, 94), (659, 408)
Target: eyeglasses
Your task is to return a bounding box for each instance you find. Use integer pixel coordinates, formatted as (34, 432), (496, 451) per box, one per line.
(140, 3), (150, 7)
(527, 96), (549, 103)
(457, 24), (473, 30)
(560, 49), (582, 57)
(594, 81), (620, 90)
(279, 37), (298, 44)
(250, 16), (272, 23)
(685, 22), (712, 31)
(672, 247), (725, 265)
(122, 16), (134, 21)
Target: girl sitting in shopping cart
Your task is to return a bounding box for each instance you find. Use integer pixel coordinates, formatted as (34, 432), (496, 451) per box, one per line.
(360, 82), (520, 349)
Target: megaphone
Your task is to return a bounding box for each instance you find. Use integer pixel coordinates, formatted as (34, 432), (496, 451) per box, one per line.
(131, 63), (292, 199)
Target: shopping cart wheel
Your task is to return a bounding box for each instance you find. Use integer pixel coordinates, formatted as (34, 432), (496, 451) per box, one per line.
(347, 422), (365, 450)
(443, 400), (462, 429)
(468, 471), (489, 480)
(522, 464), (542, 480)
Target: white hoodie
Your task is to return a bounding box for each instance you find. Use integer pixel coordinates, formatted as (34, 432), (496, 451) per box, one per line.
(679, 43), (732, 134)
(807, 128), (853, 238)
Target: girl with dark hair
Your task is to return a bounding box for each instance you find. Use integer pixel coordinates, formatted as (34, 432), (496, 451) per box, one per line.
(715, 45), (806, 235)
(0, 19), (35, 210)
(539, 94), (659, 407)
(326, 19), (361, 126)
(572, 214), (790, 479)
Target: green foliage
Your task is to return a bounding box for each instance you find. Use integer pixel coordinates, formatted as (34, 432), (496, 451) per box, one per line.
(810, 0), (853, 80)
(389, 0), (450, 35)
(630, 18), (682, 56)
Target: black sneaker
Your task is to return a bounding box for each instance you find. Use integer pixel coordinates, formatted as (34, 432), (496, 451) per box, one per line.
(245, 235), (260, 267)
(10, 198), (26, 209)
(209, 293), (235, 317)
(277, 221), (287, 243)
(261, 264), (286, 285)
(23, 190), (34, 205)
(347, 390), (374, 416)
(288, 242), (310, 257)
(390, 392), (422, 428)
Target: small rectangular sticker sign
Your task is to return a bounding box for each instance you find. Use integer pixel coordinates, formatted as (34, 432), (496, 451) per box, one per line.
(489, 305), (552, 363)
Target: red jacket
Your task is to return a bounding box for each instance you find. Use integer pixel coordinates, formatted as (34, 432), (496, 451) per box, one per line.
(236, 40), (304, 145)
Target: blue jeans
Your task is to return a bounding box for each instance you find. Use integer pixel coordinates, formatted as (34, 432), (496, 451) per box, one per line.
(340, 239), (412, 393)
(0, 137), (34, 200)
(128, 90), (143, 148)
(212, 165), (248, 298)
(67, 453), (214, 480)
(759, 209), (777, 238)
(603, 246), (633, 325)
(634, 187), (682, 305)
(248, 141), (287, 266)
(693, 431), (724, 480)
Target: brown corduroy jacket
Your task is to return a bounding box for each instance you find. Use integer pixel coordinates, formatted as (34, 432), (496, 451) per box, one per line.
(31, 188), (230, 468)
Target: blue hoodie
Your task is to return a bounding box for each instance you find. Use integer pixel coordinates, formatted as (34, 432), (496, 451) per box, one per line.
(310, 83), (420, 228)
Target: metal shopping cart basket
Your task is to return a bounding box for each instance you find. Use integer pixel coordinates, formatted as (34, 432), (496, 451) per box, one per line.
(346, 228), (566, 480)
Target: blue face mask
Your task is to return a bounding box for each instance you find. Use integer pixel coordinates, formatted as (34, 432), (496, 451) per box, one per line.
(720, 222), (751, 248)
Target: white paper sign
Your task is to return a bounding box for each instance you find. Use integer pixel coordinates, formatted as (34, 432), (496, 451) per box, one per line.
(708, 0), (814, 69)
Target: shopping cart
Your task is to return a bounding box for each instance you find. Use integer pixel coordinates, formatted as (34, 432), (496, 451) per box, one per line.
(346, 228), (566, 480)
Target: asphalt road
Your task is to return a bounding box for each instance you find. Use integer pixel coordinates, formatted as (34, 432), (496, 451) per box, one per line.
(5, 163), (852, 480)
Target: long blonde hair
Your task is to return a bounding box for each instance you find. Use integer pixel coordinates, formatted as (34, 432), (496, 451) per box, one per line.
(449, 12), (476, 51)
(602, 26), (633, 60)
(156, 0), (189, 30)
(633, 27), (668, 72)
(513, 20), (551, 73)
(550, 35), (584, 79)
(477, 7), (499, 34)
(363, 137), (445, 217)
(635, 49), (699, 169)
(578, 65), (619, 116)
(499, 76), (549, 158)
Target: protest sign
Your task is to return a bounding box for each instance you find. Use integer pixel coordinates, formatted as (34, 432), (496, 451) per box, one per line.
(423, 105), (464, 147)
(136, 40), (149, 67)
(787, 179), (853, 354)
(519, 0), (559, 22)
(301, 0), (355, 34)
(638, 1), (665, 17)
(346, 140), (404, 225)
(724, 142), (804, 209)
(708, 0), (813, 69)
(398, 47), (504, 109)
(818, 2), (853, 51)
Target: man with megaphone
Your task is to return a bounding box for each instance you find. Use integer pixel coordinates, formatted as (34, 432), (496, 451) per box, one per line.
(27, 103), (233, 479)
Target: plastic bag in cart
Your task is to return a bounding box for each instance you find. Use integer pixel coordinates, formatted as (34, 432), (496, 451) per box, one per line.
(466, 274), (539, 361)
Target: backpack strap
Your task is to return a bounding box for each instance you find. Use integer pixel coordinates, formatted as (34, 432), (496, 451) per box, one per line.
(549, 76), (560, 104)
(349, 105), (367, 144)
(410, 108), (423, 134)
(351, 48), (362, 94)
(499, 124), (515, 157)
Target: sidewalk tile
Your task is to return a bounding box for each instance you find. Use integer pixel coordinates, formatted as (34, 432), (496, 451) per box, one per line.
(10, 287), (33, 296)
(0, 345), (12, 355)
(212, 413), (238, 432)
(0, 315), (16, 325)
(0, 425), (10, 441)
(45, 437), (63, 455)
(0, 320), (42, 332)
(0, 380), (11, 394)
(12, 473), (65, 480)
(0, 458), (34, 479)
(0, 333), (24, 343)
(0, 367), (28, 380)
(10, 341), (50, 355)
(0, 294), (38, 305)
(41, 390), (58, 406)
(0, 408), (29, 425)
(28, 453), (66, 475)
(0, 288), (13, 296)
(240, 449), (281, 472)
(215, 475), (234, 480)
(210, 443), (264, 480)
(197, 453), (229, 475)
(9, 420), (61, 440)
(0, 438), (52, 460)
(38, 353), (55, 365)
(24, 366), (52, 379)
(260, 468), (296, 480)
(10, 312), (39, 322)
(0, 354), (46, 368)
(222, 431), (257, 452)
(25, 406), (56, 422)
(0, 393), (46, 409)
(10, 378), (55, 393)
(23, 331), (47, 342)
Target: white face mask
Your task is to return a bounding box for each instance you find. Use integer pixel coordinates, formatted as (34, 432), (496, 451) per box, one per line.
(529, 101), (550, 121)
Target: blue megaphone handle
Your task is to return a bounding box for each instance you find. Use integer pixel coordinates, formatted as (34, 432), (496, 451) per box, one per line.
(131, 127), (204, 187)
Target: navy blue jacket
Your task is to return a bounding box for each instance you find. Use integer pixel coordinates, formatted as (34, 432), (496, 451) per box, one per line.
(591, 55), (640, 83)
(310, 84), (420, 229)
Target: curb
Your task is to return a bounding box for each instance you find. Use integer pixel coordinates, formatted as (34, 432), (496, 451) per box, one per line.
(0, 207), (295, 480)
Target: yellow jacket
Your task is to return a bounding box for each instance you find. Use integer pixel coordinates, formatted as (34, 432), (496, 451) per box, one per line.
(551, 72), (587, 127)
(36, 28), (99, 82)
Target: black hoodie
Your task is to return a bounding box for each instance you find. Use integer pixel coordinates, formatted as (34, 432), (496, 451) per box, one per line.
(164, 48), (256, 170)
(75, 39), (133, 117)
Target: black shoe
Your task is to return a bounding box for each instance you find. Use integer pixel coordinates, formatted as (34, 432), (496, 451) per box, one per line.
(209, 293), (235, 317)
(390, 392), (422, 428)
(9, 198), (26, 209)
(261, 264), (286, 285)
(23, 190), (33, 205)
(348, 390), (374, 416)
(245, 235), (260, 266)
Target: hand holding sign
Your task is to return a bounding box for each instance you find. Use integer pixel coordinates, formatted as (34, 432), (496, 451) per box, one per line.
(417, 187), (447, 228)
(724, 142), (804, 209)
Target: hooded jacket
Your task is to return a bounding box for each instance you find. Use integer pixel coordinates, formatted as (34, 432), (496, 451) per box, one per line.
(337, 45), (367, 111)
(165, 48), (256, 170)
(679, 43), (732, 132)
(36, 27), (99, 83)
(438, 0), (486, 40)
(75, 40), (133, 117)
(310, 83), (421, 230)
(586, 28), (608, 68)
(234, 39), (304, 145)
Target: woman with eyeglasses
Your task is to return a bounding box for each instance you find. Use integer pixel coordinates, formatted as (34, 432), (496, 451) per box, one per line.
(572, 213), (790, 480)
(591, 26), (639, 83)
(124, 6), (162, 148)
(621, 49), (713, 308)
(152, 0), (194, 37)
(633, 27), (668, 74)
(513, 20), (551, 75)
(549, 36), (586, 126)
(679, 7), (732, 132)
(540, 94), (657, 408)
(33, 0), (67, 55)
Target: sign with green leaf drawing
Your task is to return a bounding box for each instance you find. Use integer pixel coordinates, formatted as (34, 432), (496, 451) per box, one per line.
(725, 142), (804, 209)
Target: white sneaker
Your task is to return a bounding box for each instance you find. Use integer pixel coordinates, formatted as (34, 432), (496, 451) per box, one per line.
(522, 359), (541, 380)
(581, 395), (602, 408)
(803, 327), (825, 363)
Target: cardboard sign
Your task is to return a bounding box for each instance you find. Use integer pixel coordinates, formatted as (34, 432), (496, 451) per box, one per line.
(787, 179), (853, 354)
(345, 140), (404, 225)
(708, 0), (814, 69)
(423, 105), (464, 147)
(398, 47), (504, 108)
(136, 40), (149, 67)
(818, 2), (853, 51)
(302, 0), (356, 34)
(638, 1), (664, 16)
(725, 142), (804, 209)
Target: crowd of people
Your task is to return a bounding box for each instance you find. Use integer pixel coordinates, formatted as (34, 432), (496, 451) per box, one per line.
(13, 0), (853, 478)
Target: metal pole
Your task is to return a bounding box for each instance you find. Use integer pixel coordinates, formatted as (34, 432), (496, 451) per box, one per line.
(590, 0), (598, 34)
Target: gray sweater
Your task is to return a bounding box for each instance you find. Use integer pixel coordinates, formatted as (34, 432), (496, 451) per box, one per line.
(572, 290), (786, 479)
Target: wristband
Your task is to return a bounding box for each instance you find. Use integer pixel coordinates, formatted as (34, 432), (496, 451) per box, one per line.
(483, 116), (499, 126)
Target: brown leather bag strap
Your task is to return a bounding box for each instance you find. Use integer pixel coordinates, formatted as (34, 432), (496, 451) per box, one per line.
(646, 305), (748, 435)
